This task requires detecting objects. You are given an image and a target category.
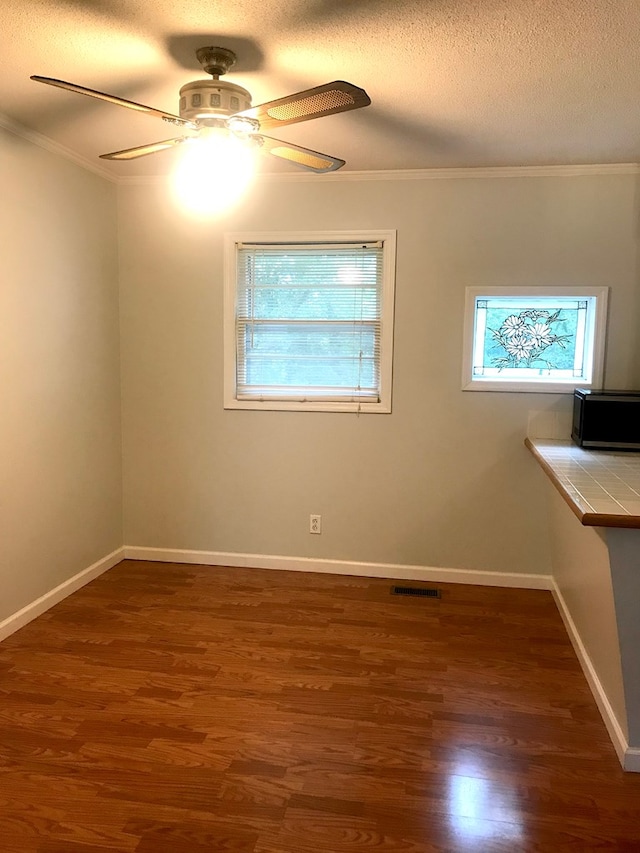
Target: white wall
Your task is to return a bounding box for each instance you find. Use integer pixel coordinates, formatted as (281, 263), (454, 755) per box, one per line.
(546, 485), (627, 739)
(607, 528), (640, 753)
(0, 127), (122, 622)
(118, 171), (640, 574)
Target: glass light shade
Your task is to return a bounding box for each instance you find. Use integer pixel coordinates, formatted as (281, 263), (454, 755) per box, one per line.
(171, 129), (257, 216)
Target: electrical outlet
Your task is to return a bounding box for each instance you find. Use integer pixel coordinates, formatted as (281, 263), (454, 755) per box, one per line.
(309, 514), (322, 534)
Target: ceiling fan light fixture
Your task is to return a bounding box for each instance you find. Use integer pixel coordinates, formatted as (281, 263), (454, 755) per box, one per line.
(227, 115), (260, 136)
(171, 126), (258, 217)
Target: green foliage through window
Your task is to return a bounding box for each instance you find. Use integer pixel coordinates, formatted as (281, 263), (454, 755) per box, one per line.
(236, 243), (383, 400)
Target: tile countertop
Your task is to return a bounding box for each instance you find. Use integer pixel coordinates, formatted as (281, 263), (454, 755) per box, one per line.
(525, 438), (640, 529)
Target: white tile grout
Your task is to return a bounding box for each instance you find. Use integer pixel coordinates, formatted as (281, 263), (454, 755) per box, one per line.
(530, 440), (640, 518)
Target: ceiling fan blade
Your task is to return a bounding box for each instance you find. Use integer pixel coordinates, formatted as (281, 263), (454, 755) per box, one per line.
(99, 137), (187, 161)
(31, 76), (195, 128)
(259, 135), (345, 173)
(234, 81), (370, 130)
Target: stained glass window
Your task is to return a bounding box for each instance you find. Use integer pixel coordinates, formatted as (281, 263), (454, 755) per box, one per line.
(462, 288), (608, 392)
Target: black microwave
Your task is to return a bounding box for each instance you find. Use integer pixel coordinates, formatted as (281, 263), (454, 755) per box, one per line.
(572, 389), (640, 450)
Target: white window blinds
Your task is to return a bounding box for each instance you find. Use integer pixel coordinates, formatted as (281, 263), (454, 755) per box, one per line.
(235, 242), (385, 402)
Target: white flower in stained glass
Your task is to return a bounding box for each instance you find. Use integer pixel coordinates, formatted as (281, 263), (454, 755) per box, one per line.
(487, 306), (575, 371)
(529, 322), (552, 348)
(505, 332), (535, 361)
(502, 314), (526, 337)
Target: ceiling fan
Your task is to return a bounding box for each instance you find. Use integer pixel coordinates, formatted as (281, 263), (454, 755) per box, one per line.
(31, 46), (371, 173)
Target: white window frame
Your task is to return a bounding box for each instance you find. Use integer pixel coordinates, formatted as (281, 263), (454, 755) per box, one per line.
(223, 230), (396, 413)
(462, 286), (609, 393)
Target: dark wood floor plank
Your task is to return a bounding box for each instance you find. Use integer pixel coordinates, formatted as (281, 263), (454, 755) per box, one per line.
(1, 559), (640, 852)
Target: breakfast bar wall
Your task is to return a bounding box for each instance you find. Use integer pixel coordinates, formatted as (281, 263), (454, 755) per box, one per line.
(526, 439), (640, 771)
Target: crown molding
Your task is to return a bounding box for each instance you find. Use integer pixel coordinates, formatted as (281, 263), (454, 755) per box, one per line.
(117, 161), (640, 186)
(299, 163), (640, 181)
(2, 111), (637, 185)
(0, 113), (116, 182)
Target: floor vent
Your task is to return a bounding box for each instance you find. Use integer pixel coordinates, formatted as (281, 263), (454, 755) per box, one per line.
(391, 586), (441, 598)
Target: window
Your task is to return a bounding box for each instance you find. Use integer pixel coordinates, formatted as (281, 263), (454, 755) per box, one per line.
(224, 231), (396, 412)
(462, 286), (608, 392)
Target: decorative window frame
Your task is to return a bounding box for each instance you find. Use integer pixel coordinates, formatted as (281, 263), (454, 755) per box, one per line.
(461, 286), (609, 393)
(223, 230), (397, 413)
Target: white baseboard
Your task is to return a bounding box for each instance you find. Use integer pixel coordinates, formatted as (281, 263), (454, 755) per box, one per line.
(0, 547), (125, 643)
(552, 580), (639, 772)
(122, 546), (553, 590)
(625, 747), (640, 773)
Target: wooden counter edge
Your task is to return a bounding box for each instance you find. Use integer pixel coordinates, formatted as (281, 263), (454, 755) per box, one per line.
(524, 437), (640, 529)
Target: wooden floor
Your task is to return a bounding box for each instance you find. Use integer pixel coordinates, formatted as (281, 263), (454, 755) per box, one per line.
(1, 561), (639, 852)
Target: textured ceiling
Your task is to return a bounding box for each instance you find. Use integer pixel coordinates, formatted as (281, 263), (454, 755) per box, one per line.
(3, 0), (640, 177)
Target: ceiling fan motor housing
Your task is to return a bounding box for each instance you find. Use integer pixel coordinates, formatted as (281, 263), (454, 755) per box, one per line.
(179, 80), (252, 123)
